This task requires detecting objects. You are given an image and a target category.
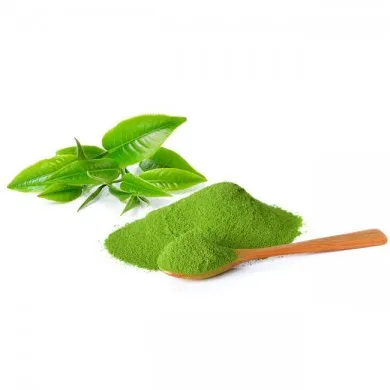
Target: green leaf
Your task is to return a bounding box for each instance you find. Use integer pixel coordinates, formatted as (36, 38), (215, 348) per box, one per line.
(56, 145), (106, 159)
(38, 184), (83, 203)
(48, 159), (120, 186)
(74, 138), (87, 160)
(77, 185), (106, 212)
(139, 168), (206, 191)
(7, 155), (76, 192)
(121, 196), (141, 216)
(102, 114), (186, 167)
(86, 171), (120, 184)
(108, 185), (132, 202)
(139, 147), (204, 177)
(121, 173), (171, 197)
(138, 196), (150, 205)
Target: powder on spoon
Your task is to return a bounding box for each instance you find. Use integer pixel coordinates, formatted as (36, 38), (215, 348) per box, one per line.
(157, 230), (238, 275)
(105, 182), (303, 270)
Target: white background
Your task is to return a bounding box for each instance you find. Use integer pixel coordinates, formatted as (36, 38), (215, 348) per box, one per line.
(1, 1), (389, 389)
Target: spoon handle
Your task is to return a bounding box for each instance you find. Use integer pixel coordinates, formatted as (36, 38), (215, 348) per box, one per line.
(237, 229), (387, 261)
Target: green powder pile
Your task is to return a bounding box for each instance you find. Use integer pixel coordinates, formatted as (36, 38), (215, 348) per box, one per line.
(157, 230), (238, 274)
(105, 182), (303, 271)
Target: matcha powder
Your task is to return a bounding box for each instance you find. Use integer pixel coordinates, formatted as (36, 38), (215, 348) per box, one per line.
(157, 230), (238, 275)
(105, 182), (303, 271)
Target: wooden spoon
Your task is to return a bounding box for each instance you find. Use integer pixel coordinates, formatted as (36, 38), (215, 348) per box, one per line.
(163, 229), (387, 280)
